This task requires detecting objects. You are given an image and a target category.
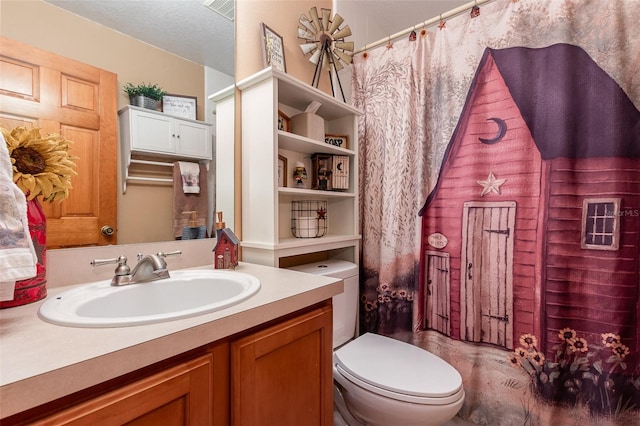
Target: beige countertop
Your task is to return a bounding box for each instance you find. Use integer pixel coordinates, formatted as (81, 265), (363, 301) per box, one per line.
(0, 262), (343, 418)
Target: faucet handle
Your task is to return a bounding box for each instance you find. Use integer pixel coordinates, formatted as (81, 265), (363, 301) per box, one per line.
(90, 255), (130, 276)
(156, 250), (182, 259)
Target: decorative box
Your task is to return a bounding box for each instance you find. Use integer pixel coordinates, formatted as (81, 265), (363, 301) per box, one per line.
(290, 112), (324, 141)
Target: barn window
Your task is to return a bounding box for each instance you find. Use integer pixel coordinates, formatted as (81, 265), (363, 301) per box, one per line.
(581, 198), (620, 251)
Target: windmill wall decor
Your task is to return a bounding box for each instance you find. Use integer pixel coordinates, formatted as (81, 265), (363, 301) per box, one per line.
(298, 7), (354, 102)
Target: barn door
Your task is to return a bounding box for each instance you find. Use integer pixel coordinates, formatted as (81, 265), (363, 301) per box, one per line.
(424, 251), (451, 335)
(0, 37), (117, 248)
(461, 201), (515, 348)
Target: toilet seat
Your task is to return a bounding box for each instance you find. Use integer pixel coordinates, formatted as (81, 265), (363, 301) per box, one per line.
(334, 333), (463, 405)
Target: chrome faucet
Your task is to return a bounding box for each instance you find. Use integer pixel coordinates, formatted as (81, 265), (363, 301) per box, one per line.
(91, 251), (181, 286)
(129, 253), (170, 284)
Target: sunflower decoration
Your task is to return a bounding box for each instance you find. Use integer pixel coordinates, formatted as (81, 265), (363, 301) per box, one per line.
(2, 126), (77, 202)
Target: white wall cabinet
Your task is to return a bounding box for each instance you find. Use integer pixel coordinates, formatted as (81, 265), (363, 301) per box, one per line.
(120, 105), (212, 159)
(237, 68), (361, 267)
(118, 105), (212, 192)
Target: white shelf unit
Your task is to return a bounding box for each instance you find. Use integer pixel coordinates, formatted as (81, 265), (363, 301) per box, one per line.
(238, 67), (362, 267)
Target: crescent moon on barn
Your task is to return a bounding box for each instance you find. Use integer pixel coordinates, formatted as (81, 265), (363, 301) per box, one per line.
(479, 117), (507, 144)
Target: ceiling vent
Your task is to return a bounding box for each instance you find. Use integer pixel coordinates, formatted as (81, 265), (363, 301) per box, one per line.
(203, 0), (234, 21)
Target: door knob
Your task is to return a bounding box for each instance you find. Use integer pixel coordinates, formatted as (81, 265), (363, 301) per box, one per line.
(101, 225), (115, 236)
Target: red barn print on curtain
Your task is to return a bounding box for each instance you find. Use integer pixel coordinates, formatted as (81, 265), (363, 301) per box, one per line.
(352, 1), (640, 423)
(418, 43), (639, 419)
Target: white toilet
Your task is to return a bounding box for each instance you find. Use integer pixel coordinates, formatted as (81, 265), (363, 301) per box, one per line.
(289, 260), (465, 426)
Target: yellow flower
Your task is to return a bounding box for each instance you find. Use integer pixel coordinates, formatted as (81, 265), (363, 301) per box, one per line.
(529, 351), (545, 366)
(601, 333), (620, 348)
(569, 337), (588, 353)
(558, 327), (576, 341)
(612, 343), (630, 360)
(2, 126), (77, 202)
(519, 333), (538, 349)
(509, 354), (522, 368)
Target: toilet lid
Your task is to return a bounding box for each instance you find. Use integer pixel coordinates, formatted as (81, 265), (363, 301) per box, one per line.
(334, 333), (462, 400)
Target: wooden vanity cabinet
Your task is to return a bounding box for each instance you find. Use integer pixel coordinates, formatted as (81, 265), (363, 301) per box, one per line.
(14, 302), (331, 426)
(231, 302), (333, 426)
(30, 348), (226, 426)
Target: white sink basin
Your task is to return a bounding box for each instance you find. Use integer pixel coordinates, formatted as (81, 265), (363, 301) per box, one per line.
(38, 269), (260, 327)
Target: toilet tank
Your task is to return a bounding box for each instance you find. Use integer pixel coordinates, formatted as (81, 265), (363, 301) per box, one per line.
(288, 260), (359, 349)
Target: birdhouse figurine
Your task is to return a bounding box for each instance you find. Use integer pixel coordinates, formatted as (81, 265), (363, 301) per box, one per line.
(212, 212), (239, 269)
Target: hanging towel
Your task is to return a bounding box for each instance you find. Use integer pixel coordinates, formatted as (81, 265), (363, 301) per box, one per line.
(173, 162), (208, 238)
(177, 161), (201, 194)
(0, 132), (37, 301)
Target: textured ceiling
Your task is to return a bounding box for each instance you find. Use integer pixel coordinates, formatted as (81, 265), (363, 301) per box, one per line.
(43, 0), (235, 76)
(42, 0), (472, 78)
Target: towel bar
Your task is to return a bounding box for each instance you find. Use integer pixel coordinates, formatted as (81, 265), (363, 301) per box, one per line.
(127, 176), (173, 183)
(123, 175), (174, 192)
(130, 159), (175, 167)
(122, 158), (209, 193)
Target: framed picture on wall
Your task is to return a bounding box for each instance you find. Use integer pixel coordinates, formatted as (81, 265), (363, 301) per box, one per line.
(278, 155), (287, 187)
(162, 94), (197, 120)
(261, 23), (287, 72)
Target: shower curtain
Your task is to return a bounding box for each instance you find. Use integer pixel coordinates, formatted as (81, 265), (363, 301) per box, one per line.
(351, 0), (640, 424)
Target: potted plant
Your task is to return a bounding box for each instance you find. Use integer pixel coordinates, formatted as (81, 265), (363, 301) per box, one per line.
(123, 82), (166, 110)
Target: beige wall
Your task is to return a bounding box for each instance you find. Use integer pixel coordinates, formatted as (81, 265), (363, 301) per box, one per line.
(236, 0), (331, 93)
(0, 0), (208, 244)
(1, 0), (335, 245)
(0, 1), (206, 119)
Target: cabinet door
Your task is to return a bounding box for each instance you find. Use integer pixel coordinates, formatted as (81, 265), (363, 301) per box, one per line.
(231, 303), (333, 426)
(130, 109), (175, 154)
(175, 120), (212, 159)
(34, 354), (214, 425)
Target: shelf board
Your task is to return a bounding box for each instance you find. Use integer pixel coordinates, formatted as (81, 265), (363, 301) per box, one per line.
(241, 234), (361, 255)
(278, 187), (355, 198)
(278, 131), (354, 156)
(237, 67), (362, 121)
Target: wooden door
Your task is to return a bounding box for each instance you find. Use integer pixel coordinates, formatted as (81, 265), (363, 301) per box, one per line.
(460, 201), (515, 348)
(424, 251), (451, 335)
(231, 303), (333, 426)
(0, 37), (117, 248)
(34, 353), (214, 425)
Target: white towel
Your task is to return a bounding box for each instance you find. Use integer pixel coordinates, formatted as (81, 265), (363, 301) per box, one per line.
(177, 161), (200, 194)
(0, 132), (37, 301)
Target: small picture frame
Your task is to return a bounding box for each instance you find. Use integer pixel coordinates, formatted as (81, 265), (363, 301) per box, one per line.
(261, 23), (286, 72)
(324, 134), (349, 149)
(278, 110), (290, 132)
(162, 94), (197, 120)
(278, 155), (288, 187)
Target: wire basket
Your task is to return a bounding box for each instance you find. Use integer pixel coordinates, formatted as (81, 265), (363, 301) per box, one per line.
(291, 200), (327, 238)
